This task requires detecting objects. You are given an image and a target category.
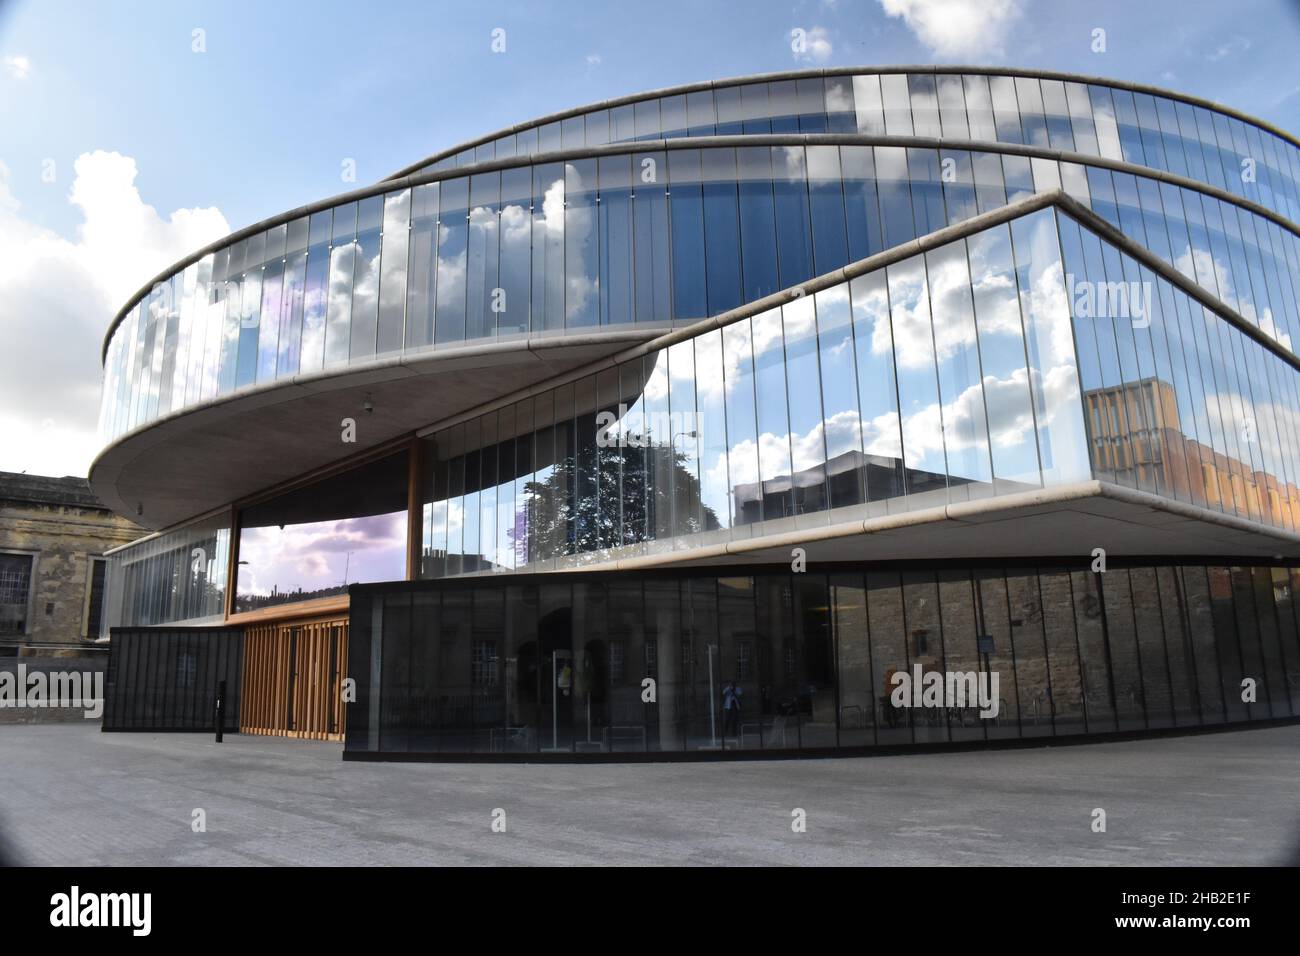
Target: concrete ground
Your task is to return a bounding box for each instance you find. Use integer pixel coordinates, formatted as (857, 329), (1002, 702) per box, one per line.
(0, 723), (1296, 865)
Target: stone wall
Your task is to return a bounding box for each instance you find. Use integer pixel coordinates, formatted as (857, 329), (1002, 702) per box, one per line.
(0, 499), (139, 645)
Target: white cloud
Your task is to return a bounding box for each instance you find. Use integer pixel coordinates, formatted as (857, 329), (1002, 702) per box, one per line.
(585, 53), (602, 66)
(1207, 36), (1250, 62)
(878, 0), (1023, 58)
(2, 55), (31, 80)
(0, 151), (229, 478)
(792, 25), (834, 63)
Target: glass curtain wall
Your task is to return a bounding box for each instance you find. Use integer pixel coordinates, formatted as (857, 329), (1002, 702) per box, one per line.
(101, 143), (1300, 444)
(346, 560), (1300, 756)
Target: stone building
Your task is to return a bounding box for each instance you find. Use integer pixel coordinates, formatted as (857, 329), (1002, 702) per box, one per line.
(0, 471), (141, 651)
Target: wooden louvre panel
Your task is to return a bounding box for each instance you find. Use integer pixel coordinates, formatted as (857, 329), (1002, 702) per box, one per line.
(239, 617), (349, 741)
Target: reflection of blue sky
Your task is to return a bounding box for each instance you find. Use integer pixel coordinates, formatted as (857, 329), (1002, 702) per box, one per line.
(240, 511), (406, 596)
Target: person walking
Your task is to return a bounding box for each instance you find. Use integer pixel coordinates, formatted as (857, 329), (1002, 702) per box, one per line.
(722, 681), (743, 737)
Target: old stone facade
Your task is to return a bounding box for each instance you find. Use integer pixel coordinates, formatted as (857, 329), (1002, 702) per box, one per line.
(0, 472), (141, 649)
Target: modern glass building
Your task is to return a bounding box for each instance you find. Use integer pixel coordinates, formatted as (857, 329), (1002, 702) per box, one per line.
(94, 67), (1300, 757)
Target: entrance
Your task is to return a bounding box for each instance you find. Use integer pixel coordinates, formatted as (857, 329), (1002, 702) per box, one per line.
(240, 617), (349, 740)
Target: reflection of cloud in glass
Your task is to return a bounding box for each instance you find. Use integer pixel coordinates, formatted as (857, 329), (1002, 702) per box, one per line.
(240, 511), (406, 597)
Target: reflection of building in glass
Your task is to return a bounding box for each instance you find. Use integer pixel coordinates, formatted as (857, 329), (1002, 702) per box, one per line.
(92, 69), (1300, 755)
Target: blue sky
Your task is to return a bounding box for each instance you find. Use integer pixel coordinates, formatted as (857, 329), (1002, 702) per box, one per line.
(1, 0), (1299, 477)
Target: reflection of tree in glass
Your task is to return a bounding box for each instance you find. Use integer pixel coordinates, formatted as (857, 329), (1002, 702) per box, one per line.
(522, 434), (720, 560)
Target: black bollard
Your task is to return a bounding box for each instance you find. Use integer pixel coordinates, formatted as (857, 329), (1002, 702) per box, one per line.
(214, 679), (226, 743)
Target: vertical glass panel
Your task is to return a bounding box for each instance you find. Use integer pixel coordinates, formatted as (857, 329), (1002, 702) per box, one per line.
(404, 183), (439, 350)
(597, 156), (633, 326)
(255, 257), (283, 383)
(498, 167), (532, 335)
(926, 239), (993, 499)
(935, 569), (983, 742)
(1070, 570), (1116, 731)
(1039, 568), (1085, 735)
(876, 146), (915, 250)
(781, 296), (828, 521)
(850, 271), (906, 507)
(852, 74), (885, 134)
(888, 255), (947, 505)
(806, 145), (849, 275)
(1064, 81), (1099, 155)
(1087, 85), (1123, 161)
(866, 570), (910, 743)
(1101, 568), (1147, 731)
(324, 202), (356, 366)
(739, 82), (770, 134)
(831, 573), (873, 746)
(1038, 79), (1075, 151)
(686, 89), (716, 136)
(713, 86), (742, 135)
(564, 159), (599, 328)
(907, 73), (940, 138)
(841, 145), (885, 260)
(767, 80), (799, 132)
(660, 94), (691, 137)
(633, 151), (671, 324)
(377, 189), (410, 355)
(349, 195), (383, 360)
(902, 570), (947, 744)
(824, 76), (855, 132)
(962, 74), (997, 141)
(908, 148), (946, 237)
(466, 172), (501, 341)
(941, 150), (977, 225)
(971, 151), (1007, 214)
(609, 104), (635, 143)
(667, 149), (707, 322)
(1010, 209), (1089, 485)
(694, 330), (731, 532)
(752, 308), (793, 524)
(700, 148), (743, 316)
(1013, 78), (1048, 147)
(722, 319), (761, 529)
(434, 177), (469, 344)
(666, 340), (706, 541)
(795, 77), (828, 133)
(633, 98), (660, 140)
(880, 73), (913, 136)
(737, 147), (780, 302)
(772, 147), (814, 289)
(937, 74), (969, 139)
(814, 284), (865, 511)
(583, 110), (608, 147)
(988, 74), (1022, 144)
(531, 163), (566, 334)
(972, 223), (1040, 494)
(1129, 566), (1174, 728)
(1001, 154), (1034, 203)
(1005, 568), (1051, 737)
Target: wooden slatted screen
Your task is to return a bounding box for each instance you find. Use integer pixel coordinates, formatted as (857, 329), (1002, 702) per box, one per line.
(240, 617), (348, 741)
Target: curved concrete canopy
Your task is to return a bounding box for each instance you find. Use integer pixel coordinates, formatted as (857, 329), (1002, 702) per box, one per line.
(89, 329), (659, 531)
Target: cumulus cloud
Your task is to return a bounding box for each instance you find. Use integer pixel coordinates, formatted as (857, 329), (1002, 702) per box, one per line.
(0, 151), (228, 478)
(2, 55), (30, 80)
(878, 0), (1023, 59)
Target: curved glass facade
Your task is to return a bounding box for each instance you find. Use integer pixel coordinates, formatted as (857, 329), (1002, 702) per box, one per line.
(98, 144), (1300, 445)
(97, 69), (1300, 758)
(403, 71), (1300, 225)
(346, 560), (1300, 756)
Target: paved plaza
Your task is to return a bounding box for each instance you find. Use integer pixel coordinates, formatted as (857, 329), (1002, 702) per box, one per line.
(0, 723), (1296, 865)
